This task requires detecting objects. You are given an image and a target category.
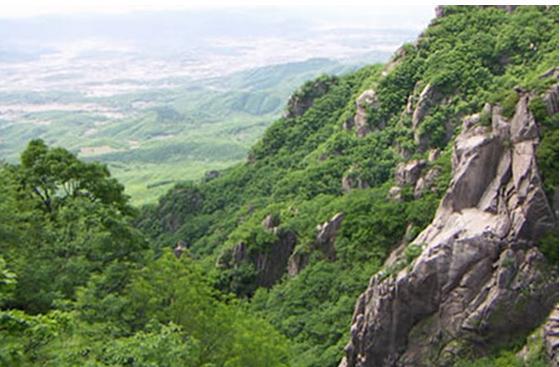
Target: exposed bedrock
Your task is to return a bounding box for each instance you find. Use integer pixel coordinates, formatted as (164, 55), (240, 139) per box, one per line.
(340, 94), (558, 367)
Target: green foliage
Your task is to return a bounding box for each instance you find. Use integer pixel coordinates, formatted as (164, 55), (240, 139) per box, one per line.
(501, 90), (520, 118)
(536, 128), (558, 201)
(539, 231), (559, 265)
(454, 351), (534, 367)
(3, 6), (559, 367)
(528, 96), (548, 123)
(19, 139), (132, 214)
(404, 243), (423, 264)
(0, 258), (16, 306)
(125, 253), (291, 367)
(0, 143), (293, 366)
(136, 7), (559, 366)
(479, 109), (492, 127)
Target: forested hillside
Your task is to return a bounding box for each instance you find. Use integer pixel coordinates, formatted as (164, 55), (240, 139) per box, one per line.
(1, 5), (558, 367)
(0, 57), (358, 205)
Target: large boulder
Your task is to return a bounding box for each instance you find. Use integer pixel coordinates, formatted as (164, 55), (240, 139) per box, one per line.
(340, 94), (558, 367)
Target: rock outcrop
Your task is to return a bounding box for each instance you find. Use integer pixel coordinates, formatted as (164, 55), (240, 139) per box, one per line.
(390, 159), (440, 200)
(220, 215), (298, 288)
(411, 84), (442, 149)
(287, 251), (309, 277)
(343, 89), (379, 137)
(355, 90), (377, 137)
(340, 94), (558, 367)
(287, 213), (345, 276)
(222, 212), (346, 282)
(395, 160), (427, 186)
(313, 213), (344, 261)
(414, 167), (440, 199)
(285, 76), (337, 118)
(229, 229), (297, 288)
(173, 240), (188, 258)
(262, 213), (281, 230)
(388, 186), (402, 201)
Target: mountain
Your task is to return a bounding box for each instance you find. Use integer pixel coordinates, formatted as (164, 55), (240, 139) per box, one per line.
(0, 8), (425, 205)
(0, 5), (558, 367)
(138, 5), (559, 367)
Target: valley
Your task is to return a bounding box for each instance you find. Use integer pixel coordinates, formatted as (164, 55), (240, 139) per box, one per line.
(0, 9), (422, 204)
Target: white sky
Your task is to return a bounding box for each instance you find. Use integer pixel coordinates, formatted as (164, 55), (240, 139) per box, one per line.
(2, 0), (557, 18)
(5, 1), (421, 17)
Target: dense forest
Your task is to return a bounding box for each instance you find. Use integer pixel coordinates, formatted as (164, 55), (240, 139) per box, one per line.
(1, 5), (558, 367)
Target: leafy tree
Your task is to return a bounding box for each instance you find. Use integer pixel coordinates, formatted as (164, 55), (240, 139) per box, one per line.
(20, 139), (131, 214)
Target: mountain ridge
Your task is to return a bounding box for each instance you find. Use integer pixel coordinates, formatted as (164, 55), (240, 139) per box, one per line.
(140, 5), (558, 366)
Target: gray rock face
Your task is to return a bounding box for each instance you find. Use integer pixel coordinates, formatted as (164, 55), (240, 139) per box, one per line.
(313, 213), (344, 261)
(544, 305), (559, 367)
(428, 148), (440, 162)
(287, 213), (345, 276)
(355, 90), (378, 137)
(511, 94), (539, 143)
(228, 229), (297, 288)
(344, 89), (379, 137)
(287, 251), (309, 277)
(411, 84), (442, 150)
(220, 215), (297, 288)
(252, 230), (297, 287)
(340, 95), (558, 367)
(173, 240), (188, 258)
(414, 167), (440, 199)
(539, 67), (558, 80)
(222, 212), (345, 283)
(395, 160), (427, 187)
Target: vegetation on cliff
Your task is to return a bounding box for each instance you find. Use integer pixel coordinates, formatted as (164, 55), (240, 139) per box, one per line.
(0, 5), (557, 367)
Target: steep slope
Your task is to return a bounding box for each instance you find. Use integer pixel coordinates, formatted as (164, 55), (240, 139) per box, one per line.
(139, 5), (559, 367)
(340, 91), (558, 367)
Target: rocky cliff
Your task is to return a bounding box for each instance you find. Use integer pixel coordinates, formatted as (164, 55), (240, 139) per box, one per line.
(137, 6), (558, 367)
(339, 90), (559, 367)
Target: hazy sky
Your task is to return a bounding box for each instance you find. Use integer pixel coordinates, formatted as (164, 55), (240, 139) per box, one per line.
(2, 1), (438, 21)
(5, 0), (557, 18)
